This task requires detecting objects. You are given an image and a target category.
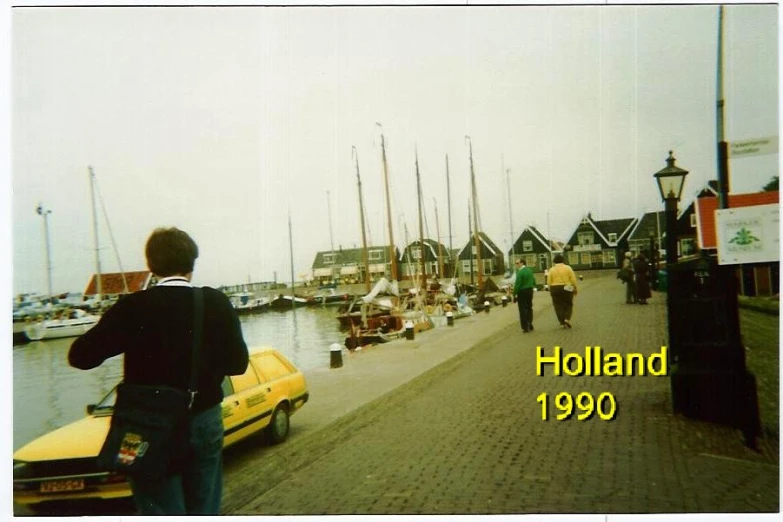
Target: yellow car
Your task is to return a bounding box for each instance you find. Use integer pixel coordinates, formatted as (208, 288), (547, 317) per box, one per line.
(13, 348), (309, 507)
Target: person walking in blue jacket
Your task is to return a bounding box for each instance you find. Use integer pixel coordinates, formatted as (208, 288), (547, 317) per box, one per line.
(513, 258), (536, 333)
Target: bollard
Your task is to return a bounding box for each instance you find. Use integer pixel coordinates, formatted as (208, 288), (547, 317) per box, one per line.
(484, 300), (490, 314)
(405, 320), (415, 340)
(446, 311), (454, 326)
(329, 343), (343, 369)
(501, 295), (508, 307)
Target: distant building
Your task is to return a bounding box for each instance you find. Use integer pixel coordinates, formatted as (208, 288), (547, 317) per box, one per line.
(456, 232), (505, 278)
(400, 238), (452, 280)
(311, 245), (401, 285)
(626, 211), (667, 261)
(563, 213), (637, 269)
(508, 226), (560, 273)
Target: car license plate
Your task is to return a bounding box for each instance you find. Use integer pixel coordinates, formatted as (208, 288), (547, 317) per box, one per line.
(40, 478), (85, 493)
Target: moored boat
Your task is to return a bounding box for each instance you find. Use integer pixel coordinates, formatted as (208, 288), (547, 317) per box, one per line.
(24, 309), (100, 341)
(269, 294), (309, 310)
(229, 292), (271, 314)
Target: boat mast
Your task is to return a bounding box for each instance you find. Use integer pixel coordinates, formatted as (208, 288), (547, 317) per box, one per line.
(433, 198), (444, 280)
(88, 166), (103, 299)
(353, 146), (371, 293)
(467, 201), (474, 286)
(505, 157), (515, 268)
(288, 211), (296, 309)
(326, 190), (335, 282)
(466, 136), (483, 287)
(445, 154), (453, 276)
(377, 123), (397, 280)
(415, 148), (427, 293)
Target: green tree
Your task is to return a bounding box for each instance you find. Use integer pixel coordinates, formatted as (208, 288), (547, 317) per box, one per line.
(763, 176), (779, 191)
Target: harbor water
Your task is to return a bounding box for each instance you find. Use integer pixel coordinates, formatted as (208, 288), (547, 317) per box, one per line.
(13, 305), (346, 452)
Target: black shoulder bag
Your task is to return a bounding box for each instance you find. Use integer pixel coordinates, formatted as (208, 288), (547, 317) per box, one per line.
(97, 287), (204, 481)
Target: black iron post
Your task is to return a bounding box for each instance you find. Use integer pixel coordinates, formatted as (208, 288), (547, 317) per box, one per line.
(664, 197), (679, 265)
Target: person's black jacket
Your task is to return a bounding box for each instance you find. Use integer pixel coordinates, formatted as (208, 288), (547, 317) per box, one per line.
(69, 285), (249, 412)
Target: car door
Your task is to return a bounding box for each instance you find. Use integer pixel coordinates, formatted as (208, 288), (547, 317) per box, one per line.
(221, 362), (270, 447)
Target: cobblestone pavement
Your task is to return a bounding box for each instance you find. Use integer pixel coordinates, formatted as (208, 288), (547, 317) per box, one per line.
(223, 272), (779, 515)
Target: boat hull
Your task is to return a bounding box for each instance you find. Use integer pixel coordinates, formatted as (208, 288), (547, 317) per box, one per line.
(24, 317), (99, 341)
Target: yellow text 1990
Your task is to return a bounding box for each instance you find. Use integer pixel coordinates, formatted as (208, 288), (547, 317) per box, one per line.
(536, 391), (617, 421)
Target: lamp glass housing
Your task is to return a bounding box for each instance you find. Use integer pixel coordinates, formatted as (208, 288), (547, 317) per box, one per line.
(655, 171), (687, 201)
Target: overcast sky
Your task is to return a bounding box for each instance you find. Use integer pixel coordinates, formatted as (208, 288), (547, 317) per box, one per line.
(8, 3), (779, 296)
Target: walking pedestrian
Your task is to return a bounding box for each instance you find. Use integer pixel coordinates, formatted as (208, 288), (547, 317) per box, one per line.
(69, 227), (249, 515)
(621, 251), (636, 304)
(513, 258), (536, 332)
(633, 252), (652, 305)
(547, 253), (578, 328)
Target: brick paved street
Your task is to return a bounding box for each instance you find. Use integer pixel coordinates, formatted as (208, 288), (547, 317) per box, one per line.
(222, 271), (779, 515)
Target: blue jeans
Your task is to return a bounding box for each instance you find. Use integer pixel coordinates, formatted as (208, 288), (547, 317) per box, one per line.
(129, 404), (224, 515)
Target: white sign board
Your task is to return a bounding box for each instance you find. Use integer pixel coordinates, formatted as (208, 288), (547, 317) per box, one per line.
(729, 136), (778, 158)
(715, 204), (780, 265)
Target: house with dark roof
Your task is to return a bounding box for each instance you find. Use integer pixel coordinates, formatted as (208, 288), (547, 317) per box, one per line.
(456, 232), (505, 278)
(311, 245), (401, 284)
(626, 211), (667, 262)
(508, 226), (559, 272)
(83, 270), (153, 298)
(563, 213), (637, 269)
(400, 238), (452, 280)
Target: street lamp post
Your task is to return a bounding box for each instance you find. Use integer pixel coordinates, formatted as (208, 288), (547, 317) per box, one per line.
(654, 151), (760, 447)
(35, 203), (54, 300)
(653, 151), (689, 266)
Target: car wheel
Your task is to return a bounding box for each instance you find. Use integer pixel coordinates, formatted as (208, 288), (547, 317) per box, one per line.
(266, 404), (290, 444)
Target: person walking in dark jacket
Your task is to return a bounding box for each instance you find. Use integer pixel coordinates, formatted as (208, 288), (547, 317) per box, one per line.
(633, 252), (652, 304)
(513, 258), (536, 332)
(622, 251), (636, 304)
(69, 227), (249, 515)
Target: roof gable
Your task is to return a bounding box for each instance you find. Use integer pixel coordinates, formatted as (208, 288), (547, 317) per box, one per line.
(84, 271), (151, 296)
(628, 211), (666, 240)
(567, 214), (636, 246)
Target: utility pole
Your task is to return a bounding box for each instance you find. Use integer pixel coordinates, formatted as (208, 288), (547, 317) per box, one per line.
(35, 203), (53, 299)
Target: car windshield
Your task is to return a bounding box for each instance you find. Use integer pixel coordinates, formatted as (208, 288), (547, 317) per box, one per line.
(93, 385), (118, 413)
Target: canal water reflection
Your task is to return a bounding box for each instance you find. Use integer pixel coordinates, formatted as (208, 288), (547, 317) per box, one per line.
(13, 305), (346, 451)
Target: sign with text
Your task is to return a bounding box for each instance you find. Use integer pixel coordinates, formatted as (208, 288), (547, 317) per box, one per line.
(729, 136), (778, 158)
(715, 204), (779, 265)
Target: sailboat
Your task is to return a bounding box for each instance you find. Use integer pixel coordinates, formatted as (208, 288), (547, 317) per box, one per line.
(270, 212), (308, 310)
(24, 167), (109, 341)
(338, 146), (400, 337)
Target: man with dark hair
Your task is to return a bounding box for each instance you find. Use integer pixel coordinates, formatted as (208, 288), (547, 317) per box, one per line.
(145, 227), (200, 276)
(69, 227), (248, 515)
(513, 258), (536, 333)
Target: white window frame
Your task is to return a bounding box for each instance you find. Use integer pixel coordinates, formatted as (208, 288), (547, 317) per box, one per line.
(522, 240), (533, 252)
(323, 253), (335, 265)
(578, 232), (594, 246)
(368, 250), (382, 261)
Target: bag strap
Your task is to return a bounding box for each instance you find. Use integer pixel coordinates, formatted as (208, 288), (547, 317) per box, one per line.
(188, 287), (204, 409)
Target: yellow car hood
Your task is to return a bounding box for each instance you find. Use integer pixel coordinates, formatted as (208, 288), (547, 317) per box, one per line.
(14, 415), (111, 462)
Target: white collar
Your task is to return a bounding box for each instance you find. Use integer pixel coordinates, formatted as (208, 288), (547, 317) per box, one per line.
(156, 276), (192, 287)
